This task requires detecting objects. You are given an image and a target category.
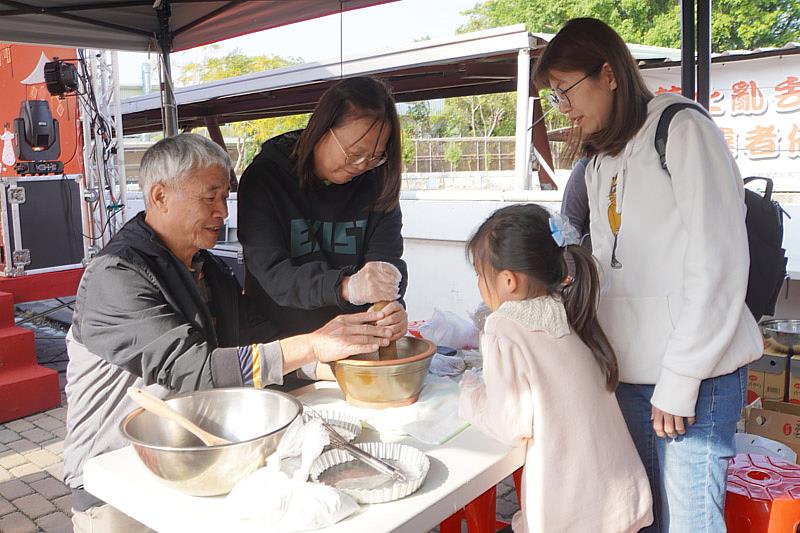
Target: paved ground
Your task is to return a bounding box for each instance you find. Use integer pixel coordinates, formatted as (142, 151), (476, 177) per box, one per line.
(0, 305), (71, 533)
(0, 301), (520, 533)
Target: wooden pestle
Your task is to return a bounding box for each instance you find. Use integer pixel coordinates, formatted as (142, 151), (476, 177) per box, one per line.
(127, 387), (231, 446)
(368, 300), (399, 359)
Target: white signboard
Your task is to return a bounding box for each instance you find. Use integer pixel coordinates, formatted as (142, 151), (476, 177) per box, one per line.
(641, 54), (800, 190)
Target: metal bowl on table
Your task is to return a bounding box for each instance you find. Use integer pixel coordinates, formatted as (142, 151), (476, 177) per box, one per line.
(332, 336), (437, 409)
(120, 388), (300, 496)
(760, 319), (800, 354)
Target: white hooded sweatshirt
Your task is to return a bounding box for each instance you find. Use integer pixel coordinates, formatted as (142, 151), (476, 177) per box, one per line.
(586, 92), (762, 417)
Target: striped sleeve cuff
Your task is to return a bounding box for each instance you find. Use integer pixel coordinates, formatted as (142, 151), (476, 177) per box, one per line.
(238, 342), (285, 388)
(237, 345), (255, 386)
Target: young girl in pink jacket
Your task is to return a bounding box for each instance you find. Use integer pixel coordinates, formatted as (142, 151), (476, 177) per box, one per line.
(459, 203), (652, 533)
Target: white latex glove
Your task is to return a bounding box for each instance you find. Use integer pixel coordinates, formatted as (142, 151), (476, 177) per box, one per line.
(345, 261), (401, 306)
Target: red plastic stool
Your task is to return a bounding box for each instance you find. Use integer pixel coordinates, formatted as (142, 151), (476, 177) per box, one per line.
(726, 453), (800, 533)
(440, 468), (524, 533)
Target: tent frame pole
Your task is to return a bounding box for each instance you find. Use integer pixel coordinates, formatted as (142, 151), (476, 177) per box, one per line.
(157, 0), (178, 137)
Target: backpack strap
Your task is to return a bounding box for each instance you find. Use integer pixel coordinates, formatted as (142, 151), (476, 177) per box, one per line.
(744, 176), (774, 202)
(654, 102), (711, 173)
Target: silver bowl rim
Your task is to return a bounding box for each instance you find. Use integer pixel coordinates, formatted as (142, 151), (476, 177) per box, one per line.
(119, 387), (301, 452)
(761, 319), (800, 333)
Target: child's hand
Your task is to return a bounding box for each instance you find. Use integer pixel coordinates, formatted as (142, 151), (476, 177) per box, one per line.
(651, 405), (696, 439)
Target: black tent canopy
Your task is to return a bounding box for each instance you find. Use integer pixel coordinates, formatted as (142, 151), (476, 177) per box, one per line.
(0, 0), (396, 134)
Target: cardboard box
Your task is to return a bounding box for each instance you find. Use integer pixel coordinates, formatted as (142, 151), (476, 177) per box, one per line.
(790, 356), (800, 404)
(748, 353), (789, 401)
(746, 400), (800, 461)
(748, 367), (765, 399)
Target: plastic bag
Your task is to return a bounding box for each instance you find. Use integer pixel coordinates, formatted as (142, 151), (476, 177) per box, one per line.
(227, 417), (359, 532)
(428, 352), (467, 377)
(460, 349), (483, 370)
(419, 308), (480, 349)
(469, 303), (492, 333)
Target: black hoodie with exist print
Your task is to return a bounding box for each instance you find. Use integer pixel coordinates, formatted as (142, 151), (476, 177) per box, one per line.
(237, 130), (408, 339)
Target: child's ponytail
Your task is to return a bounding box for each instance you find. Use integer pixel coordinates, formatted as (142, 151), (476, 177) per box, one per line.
(561, 245), (619, 390)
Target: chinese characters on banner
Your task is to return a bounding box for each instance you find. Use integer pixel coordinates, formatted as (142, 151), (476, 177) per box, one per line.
(641, 54), (800, 184)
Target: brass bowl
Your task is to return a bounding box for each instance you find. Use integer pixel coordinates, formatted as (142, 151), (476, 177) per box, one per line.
(332, 337), (436, 409)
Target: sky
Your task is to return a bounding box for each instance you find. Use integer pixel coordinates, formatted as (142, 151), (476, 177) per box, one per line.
(117, 0), (481, 87)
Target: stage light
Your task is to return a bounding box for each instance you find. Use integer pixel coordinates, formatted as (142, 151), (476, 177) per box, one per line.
(13, 100), (62, 174)
(44, 59), (79, 97)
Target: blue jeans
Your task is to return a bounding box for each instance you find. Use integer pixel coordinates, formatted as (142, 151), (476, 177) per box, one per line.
(616, 367), (747, 533)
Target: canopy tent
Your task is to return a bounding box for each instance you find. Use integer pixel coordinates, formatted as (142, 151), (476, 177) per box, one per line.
(119, 25), (680, 190)
(0, 0), (394, 51)
(119, 26), (681, 134)
(0, 0), (396, 134)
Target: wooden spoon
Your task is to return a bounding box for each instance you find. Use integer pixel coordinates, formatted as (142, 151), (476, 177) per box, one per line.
(369, 300), (399, 359)
(127, 387), (231, 446)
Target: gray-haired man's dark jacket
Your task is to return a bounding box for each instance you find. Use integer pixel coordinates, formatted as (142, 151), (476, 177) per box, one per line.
(64, 212), (273, 511)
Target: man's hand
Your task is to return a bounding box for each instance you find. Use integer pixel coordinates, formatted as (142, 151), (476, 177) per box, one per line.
(651, 405), (696, 439)
(310, 310), (393, 363)
(374, 300), (408, 341)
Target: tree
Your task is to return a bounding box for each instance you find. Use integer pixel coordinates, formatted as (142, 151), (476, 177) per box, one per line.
(455, 0), (800, 172)
(403, 101), (433, 137)
(441, 93), (516, 138)
(458, 0), (800, 52)
(444, 142), (463, 171)
(179, 48), (310, 173)
(400, 128), (416, 171)
(439, 93), (516, 171)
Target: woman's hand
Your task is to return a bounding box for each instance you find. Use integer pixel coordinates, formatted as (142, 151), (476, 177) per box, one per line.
(343, 261), (401, 305)
(651, 405), (696, 438)
(309, 310), (393, 363)
(375, 300), (408, 341)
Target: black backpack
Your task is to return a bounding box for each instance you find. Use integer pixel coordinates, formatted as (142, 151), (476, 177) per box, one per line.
(655, 102), (788, 321)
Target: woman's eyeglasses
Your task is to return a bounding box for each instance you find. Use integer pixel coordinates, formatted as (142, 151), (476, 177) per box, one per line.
(329, 128), (388, 168)
(546, 66), (603, 110)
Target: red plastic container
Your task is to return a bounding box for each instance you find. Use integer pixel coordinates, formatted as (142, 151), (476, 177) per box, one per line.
(726, 453), (800, 532)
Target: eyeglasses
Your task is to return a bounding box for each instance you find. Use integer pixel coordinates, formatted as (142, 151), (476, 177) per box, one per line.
(329, 128), (388, 169)
(546, 66), (602, 110)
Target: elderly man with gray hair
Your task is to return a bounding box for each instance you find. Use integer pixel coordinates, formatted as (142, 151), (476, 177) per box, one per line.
(63, 134), (393, 532)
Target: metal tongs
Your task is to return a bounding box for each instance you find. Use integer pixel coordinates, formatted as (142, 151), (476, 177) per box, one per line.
(303, 404), (407, 482)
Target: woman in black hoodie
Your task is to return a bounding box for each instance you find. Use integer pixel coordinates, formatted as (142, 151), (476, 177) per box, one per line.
(238, 77), (408, 379)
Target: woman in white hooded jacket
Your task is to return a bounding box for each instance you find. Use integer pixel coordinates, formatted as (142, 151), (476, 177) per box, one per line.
(533, 18), (762, 533)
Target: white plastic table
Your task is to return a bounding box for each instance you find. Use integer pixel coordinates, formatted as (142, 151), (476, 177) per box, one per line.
(83, 382), (525, 532)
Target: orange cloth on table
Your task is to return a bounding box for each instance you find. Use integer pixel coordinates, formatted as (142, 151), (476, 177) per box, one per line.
(459, 296), (653, 533)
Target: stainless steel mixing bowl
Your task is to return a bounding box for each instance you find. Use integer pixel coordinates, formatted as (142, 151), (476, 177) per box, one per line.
(332, 337), (436, 409)
(761, 319), (800, 354)
(120, 387), (300, 496)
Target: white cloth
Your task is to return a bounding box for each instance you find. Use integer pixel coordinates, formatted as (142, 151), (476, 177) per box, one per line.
(459, 297), (653, 533)
(586, 92), (762, 416)
(297, 377), (468, 445)
(227, 418), (359, 532)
